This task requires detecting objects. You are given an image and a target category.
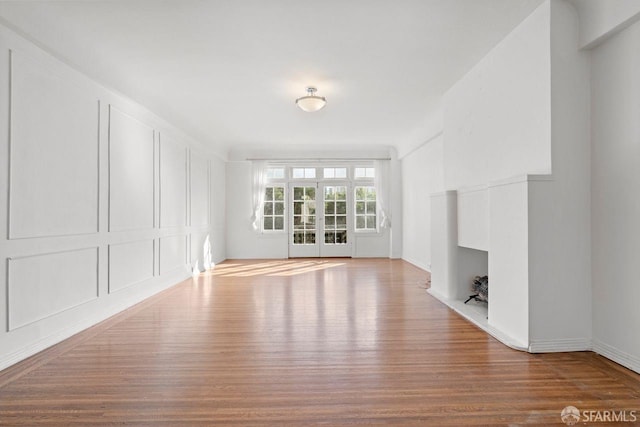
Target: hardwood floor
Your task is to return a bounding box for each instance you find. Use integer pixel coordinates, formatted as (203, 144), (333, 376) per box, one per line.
(0, 259), (638, 426)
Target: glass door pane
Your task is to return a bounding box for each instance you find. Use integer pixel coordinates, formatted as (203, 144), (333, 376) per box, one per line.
(292, 186), (316, 245)
(323, 185), (348, 245)
(289, 185), (319, 257)
(320, 184), (352, 257)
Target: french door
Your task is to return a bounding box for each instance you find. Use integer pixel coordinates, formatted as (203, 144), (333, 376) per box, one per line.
(288, 182), (352, 257)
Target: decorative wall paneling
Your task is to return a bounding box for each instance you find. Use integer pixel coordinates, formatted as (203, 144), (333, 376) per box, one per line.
(0, 24), (224, 371)
(108, 106), (155, 233)
(8, 248), (99, 330)
(8, 50), (99, 240)
(108, 239), (155, 293)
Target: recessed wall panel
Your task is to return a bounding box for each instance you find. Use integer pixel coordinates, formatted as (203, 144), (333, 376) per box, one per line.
(160, 135), (187, 228)
(190, 154), (209, 227)
(9, 50), (99, 239)
(108, 106), (154, 232)
(160, 235), (187, 275)
(108, 240), (154, 293)
(8, 248), (99, 330)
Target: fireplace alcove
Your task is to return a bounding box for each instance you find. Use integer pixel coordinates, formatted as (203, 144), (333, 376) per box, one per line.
(428, 173), (593, 354)
(428, 185), (503, 347)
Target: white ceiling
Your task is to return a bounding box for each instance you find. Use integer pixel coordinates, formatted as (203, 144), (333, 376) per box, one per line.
(0, 0), (544, 157)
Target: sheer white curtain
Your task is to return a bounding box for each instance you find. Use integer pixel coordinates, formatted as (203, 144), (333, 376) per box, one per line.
(250, 161), (267, 231)
(374, 160), (391, 228)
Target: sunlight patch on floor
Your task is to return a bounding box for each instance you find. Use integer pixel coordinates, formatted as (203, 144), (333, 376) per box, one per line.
(201, 260), (346, 277)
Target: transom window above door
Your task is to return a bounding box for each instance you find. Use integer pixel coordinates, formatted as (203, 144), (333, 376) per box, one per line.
(323, 167), (347, 179)
(291, 167), (316, 179)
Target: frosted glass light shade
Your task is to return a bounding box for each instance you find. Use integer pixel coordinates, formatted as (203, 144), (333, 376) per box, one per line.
(296, 87), (326, 112)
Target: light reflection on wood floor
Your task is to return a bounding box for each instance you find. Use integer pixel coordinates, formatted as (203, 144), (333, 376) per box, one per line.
(0, 258), (638, 425)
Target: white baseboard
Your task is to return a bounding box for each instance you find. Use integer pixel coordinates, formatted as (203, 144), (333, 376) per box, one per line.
(0, 316), (102, 372)
(0, 271), (189, 372)
(593, 340), (640, 374)
(402, 256), (431, 272)
(528, 338), (592, 353)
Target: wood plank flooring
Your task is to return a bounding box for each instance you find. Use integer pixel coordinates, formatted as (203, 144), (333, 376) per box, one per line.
(0, 259), (639, 426)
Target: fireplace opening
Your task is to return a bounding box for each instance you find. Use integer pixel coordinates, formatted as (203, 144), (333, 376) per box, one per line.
(464, 275), (488, 304)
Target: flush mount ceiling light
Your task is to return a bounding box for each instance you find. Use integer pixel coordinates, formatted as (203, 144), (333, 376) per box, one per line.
(295, 87), (326, 112)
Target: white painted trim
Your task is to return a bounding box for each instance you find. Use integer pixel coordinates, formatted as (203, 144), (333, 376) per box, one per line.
(488, 173), (554, 189)
(528, 338), (592, 353)
(593, 340), (640, 374)
(456, 183), (489, 194)
(430, 190), (457, 198)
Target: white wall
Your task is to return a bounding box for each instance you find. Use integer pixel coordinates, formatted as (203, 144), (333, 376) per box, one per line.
(225, 161), (288, 259)
(487, 179), (529, 348)
(401, 136), (444, 270)
(0, 24), (225, 370)
(443, 1), (551, 190)
(209, 156), (227, 264)
(591, 18), (640, 373)
(527, 0), (591, 351)
(570, 0), (640, 48)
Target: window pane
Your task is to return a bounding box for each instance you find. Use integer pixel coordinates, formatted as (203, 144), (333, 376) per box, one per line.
(356, 216), (365, 229)
(307, 202), (316, 215)
(294, 187), (303, 200)
(356, 201), (365, 214)
(336, 187), (346, 200)
(355, 167), (375, 179)
(304, 215), (315, 227)
(325, 216), (335, 228)
(336, 215), (347, 229)
(367, 187), (377, 200)
(305, 168), (316, 178)
(325, 186), (335, 200)
(274, 217), (284, 230)
(293, 216), (304, 229)
(266, 168), (285, 179)
(306, 187), (315, 199)
(264, 187), (273, 200)
(323, 168), (335, 178)
(335, 168), (347, 178)
(355, 187), (366, 200)
(274, 187), (284, 201)
(366, 201), (376, 214)
(325, 232), (335, 244)
(336, 201), (346, 214)
(263, 217), (273, 230)
(293, 231), (304, 244)
(336, 230), (347, 243)
(292, 168), (304, 178)
(274, 201), (284, 215)
(325, 201), (335, 214)
(366, 216), (376, 229)
(264, 202), (273, 215)
(305, 232), (316, 244)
